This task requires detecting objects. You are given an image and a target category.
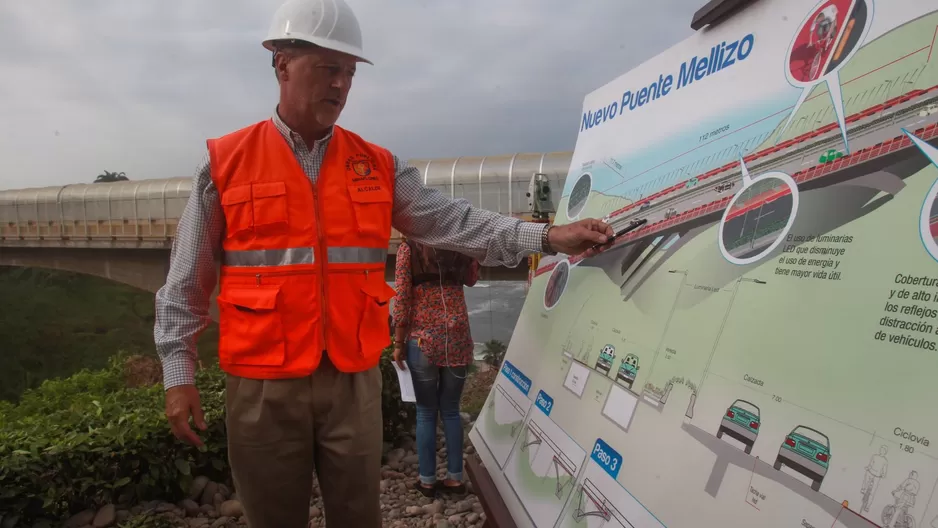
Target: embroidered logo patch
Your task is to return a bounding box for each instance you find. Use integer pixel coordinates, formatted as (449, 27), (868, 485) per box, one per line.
(346, 154), (374, 177)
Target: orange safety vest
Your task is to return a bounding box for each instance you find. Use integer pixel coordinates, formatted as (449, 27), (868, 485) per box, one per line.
(207, 119), (397, 379)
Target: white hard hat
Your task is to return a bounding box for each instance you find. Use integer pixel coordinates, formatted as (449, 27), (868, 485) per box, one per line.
(263, 0), (372, 65)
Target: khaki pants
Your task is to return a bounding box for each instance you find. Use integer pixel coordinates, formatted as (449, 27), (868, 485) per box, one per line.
(225, 354), (383, 528)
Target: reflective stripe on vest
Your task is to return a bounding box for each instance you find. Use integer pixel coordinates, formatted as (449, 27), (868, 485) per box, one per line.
(328, 246), (387, 264)
(223, 247), (315, 267)
(223, 246), (387, 267)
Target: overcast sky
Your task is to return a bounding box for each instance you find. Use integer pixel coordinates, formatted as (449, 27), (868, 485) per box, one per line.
(0, 0), (702, 190)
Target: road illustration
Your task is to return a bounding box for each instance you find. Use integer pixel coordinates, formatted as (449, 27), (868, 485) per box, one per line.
(506, 409), (587, 528)
(682, 422), (880, 528)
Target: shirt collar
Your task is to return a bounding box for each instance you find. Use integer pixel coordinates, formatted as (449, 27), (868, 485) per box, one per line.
(272, 106), (333, 152)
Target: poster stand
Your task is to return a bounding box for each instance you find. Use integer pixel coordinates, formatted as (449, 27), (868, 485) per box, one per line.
(690, 0), (758, 29)
(466, 454), (517, 528)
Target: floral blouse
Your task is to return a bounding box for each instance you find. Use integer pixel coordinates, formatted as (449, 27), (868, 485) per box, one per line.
(392, 242), (479, 367)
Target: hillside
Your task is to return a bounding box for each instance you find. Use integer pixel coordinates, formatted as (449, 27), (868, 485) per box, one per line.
(0, 267), (219, 402)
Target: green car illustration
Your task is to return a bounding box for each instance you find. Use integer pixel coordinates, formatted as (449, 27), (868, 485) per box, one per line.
(615, 353), (640, 389)
(595, 345), (615, 375)
(716, 399), (760, 454)
(774, 425), (831, 491)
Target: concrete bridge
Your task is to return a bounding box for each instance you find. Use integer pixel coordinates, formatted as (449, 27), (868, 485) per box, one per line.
(0, 151), (572, 294)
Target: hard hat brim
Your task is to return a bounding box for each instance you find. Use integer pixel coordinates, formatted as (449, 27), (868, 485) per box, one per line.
(263, 36), (373, 65)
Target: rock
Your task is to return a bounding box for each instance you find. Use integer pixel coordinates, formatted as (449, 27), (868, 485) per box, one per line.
(396, 435), (416, 451)
(213, 493), (225, 510)
(308, 506), (321, 518)
(219, 500), (244, 517)
(115, 510), (130, 523)
(217, 484), (231, 500)
(92, 504), (116, 528)
(188, 519), (209, 528)
(436, 520), (452, 528)
(210, 517), (230, 528)
(406, 505), (422, 516)
(422, 501), (443, 515)
(188, 476), (210, 501)
(456, 500), (473, 513)
(65, 510), (95, 528)
(0, 516), (16, 528)
(448, 513), (464, 524)
(467, 512), (480, 523)
(386, 448), (406, 464)
(401, 454), (419, 465)
(471, 502), (484, 513)
(200, 504), (216, 515)
(464, 445), (475, 455)
(388, 508), (400, 519)
(180, 499), (201, 517)
(155, 502), (176, 514)
(201, 481), (220, 506)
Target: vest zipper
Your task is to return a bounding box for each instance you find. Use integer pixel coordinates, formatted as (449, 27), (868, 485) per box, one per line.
(311, 183), (329, 350)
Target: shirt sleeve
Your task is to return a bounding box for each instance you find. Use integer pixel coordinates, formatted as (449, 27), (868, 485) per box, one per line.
(392, 242), (413, 328)
(390, 155), (547, 268)
(153, 151), (224, 389)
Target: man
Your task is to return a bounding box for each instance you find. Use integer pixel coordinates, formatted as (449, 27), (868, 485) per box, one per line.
(154, 0), (612, 526)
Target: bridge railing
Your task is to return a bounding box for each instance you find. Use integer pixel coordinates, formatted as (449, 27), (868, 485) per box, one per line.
(1, 151), (570, 248)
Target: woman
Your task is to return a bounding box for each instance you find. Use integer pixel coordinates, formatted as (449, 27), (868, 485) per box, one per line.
(392, 238), (480, 497)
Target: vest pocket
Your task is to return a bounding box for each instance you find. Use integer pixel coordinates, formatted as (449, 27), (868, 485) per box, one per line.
(358, 274), (396, 360)
(252, 181), (288, 230)
(220, 185), (253, 236)
(347, 184), (392, 239)
(217, 285), (286, 366)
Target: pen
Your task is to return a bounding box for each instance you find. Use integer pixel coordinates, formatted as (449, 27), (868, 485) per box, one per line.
(590, 218), (648, 252)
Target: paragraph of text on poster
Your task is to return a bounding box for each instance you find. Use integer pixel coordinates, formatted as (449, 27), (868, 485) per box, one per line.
(775, 233), (852, 281)
(875, 273), (938, 352)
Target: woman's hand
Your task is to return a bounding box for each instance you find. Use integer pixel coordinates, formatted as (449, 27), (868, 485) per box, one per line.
(393, 344), (406, 370)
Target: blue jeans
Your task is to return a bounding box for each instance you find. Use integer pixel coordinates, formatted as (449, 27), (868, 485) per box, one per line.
(406, 339), (467, 485)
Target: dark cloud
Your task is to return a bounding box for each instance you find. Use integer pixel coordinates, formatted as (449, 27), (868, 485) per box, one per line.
(0, 0), (701, 189)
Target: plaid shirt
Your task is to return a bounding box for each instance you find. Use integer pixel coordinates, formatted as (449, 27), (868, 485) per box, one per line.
(154, 110), (547, 389)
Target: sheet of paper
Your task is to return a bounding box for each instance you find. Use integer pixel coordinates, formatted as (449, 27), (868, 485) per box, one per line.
(392, 363), (416, 403)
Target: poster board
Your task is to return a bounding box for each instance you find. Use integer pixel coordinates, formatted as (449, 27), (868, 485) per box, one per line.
(468, 1), (938, 527)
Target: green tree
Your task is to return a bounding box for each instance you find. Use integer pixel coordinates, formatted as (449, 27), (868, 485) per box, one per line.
(94, 170), (129, 183)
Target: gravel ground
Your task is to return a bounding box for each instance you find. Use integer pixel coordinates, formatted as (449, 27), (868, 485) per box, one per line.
(60, 423), (486, 528)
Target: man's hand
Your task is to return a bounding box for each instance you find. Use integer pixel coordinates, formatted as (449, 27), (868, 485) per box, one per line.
(547, 218), (614, 256)
(165, 384), (207, 447)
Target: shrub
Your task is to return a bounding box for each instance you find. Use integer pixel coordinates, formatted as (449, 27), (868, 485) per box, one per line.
(0, 355), (229, 521)
(379, 340), (416, 442)
(482, 339), (507, 368)
(1, 344), (416, 521)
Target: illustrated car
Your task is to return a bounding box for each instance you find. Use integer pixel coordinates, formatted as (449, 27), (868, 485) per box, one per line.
(715, 181), (736, 194)
(595, 345), (615, 374)
(615, 353), (640, 389)
(716, 399), (760, 454)
(685, 177), (699, 189)
(664, 208), (678, 220)
(774, 425), (831, 491)
(639, 201), (652, 211)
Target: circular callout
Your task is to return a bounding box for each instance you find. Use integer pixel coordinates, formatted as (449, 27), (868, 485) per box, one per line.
(785, 0), (871, 86)
(566, 173), (592, 220)
(918, 178), (938, 262)
(718, 172), (799, 266)
(544, 259), (570, 311)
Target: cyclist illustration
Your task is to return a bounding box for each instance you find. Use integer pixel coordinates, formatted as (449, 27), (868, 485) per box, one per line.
(807, 4), (839, 80)
(882, 470), (920, 528)
(861, 445), (888, 513)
